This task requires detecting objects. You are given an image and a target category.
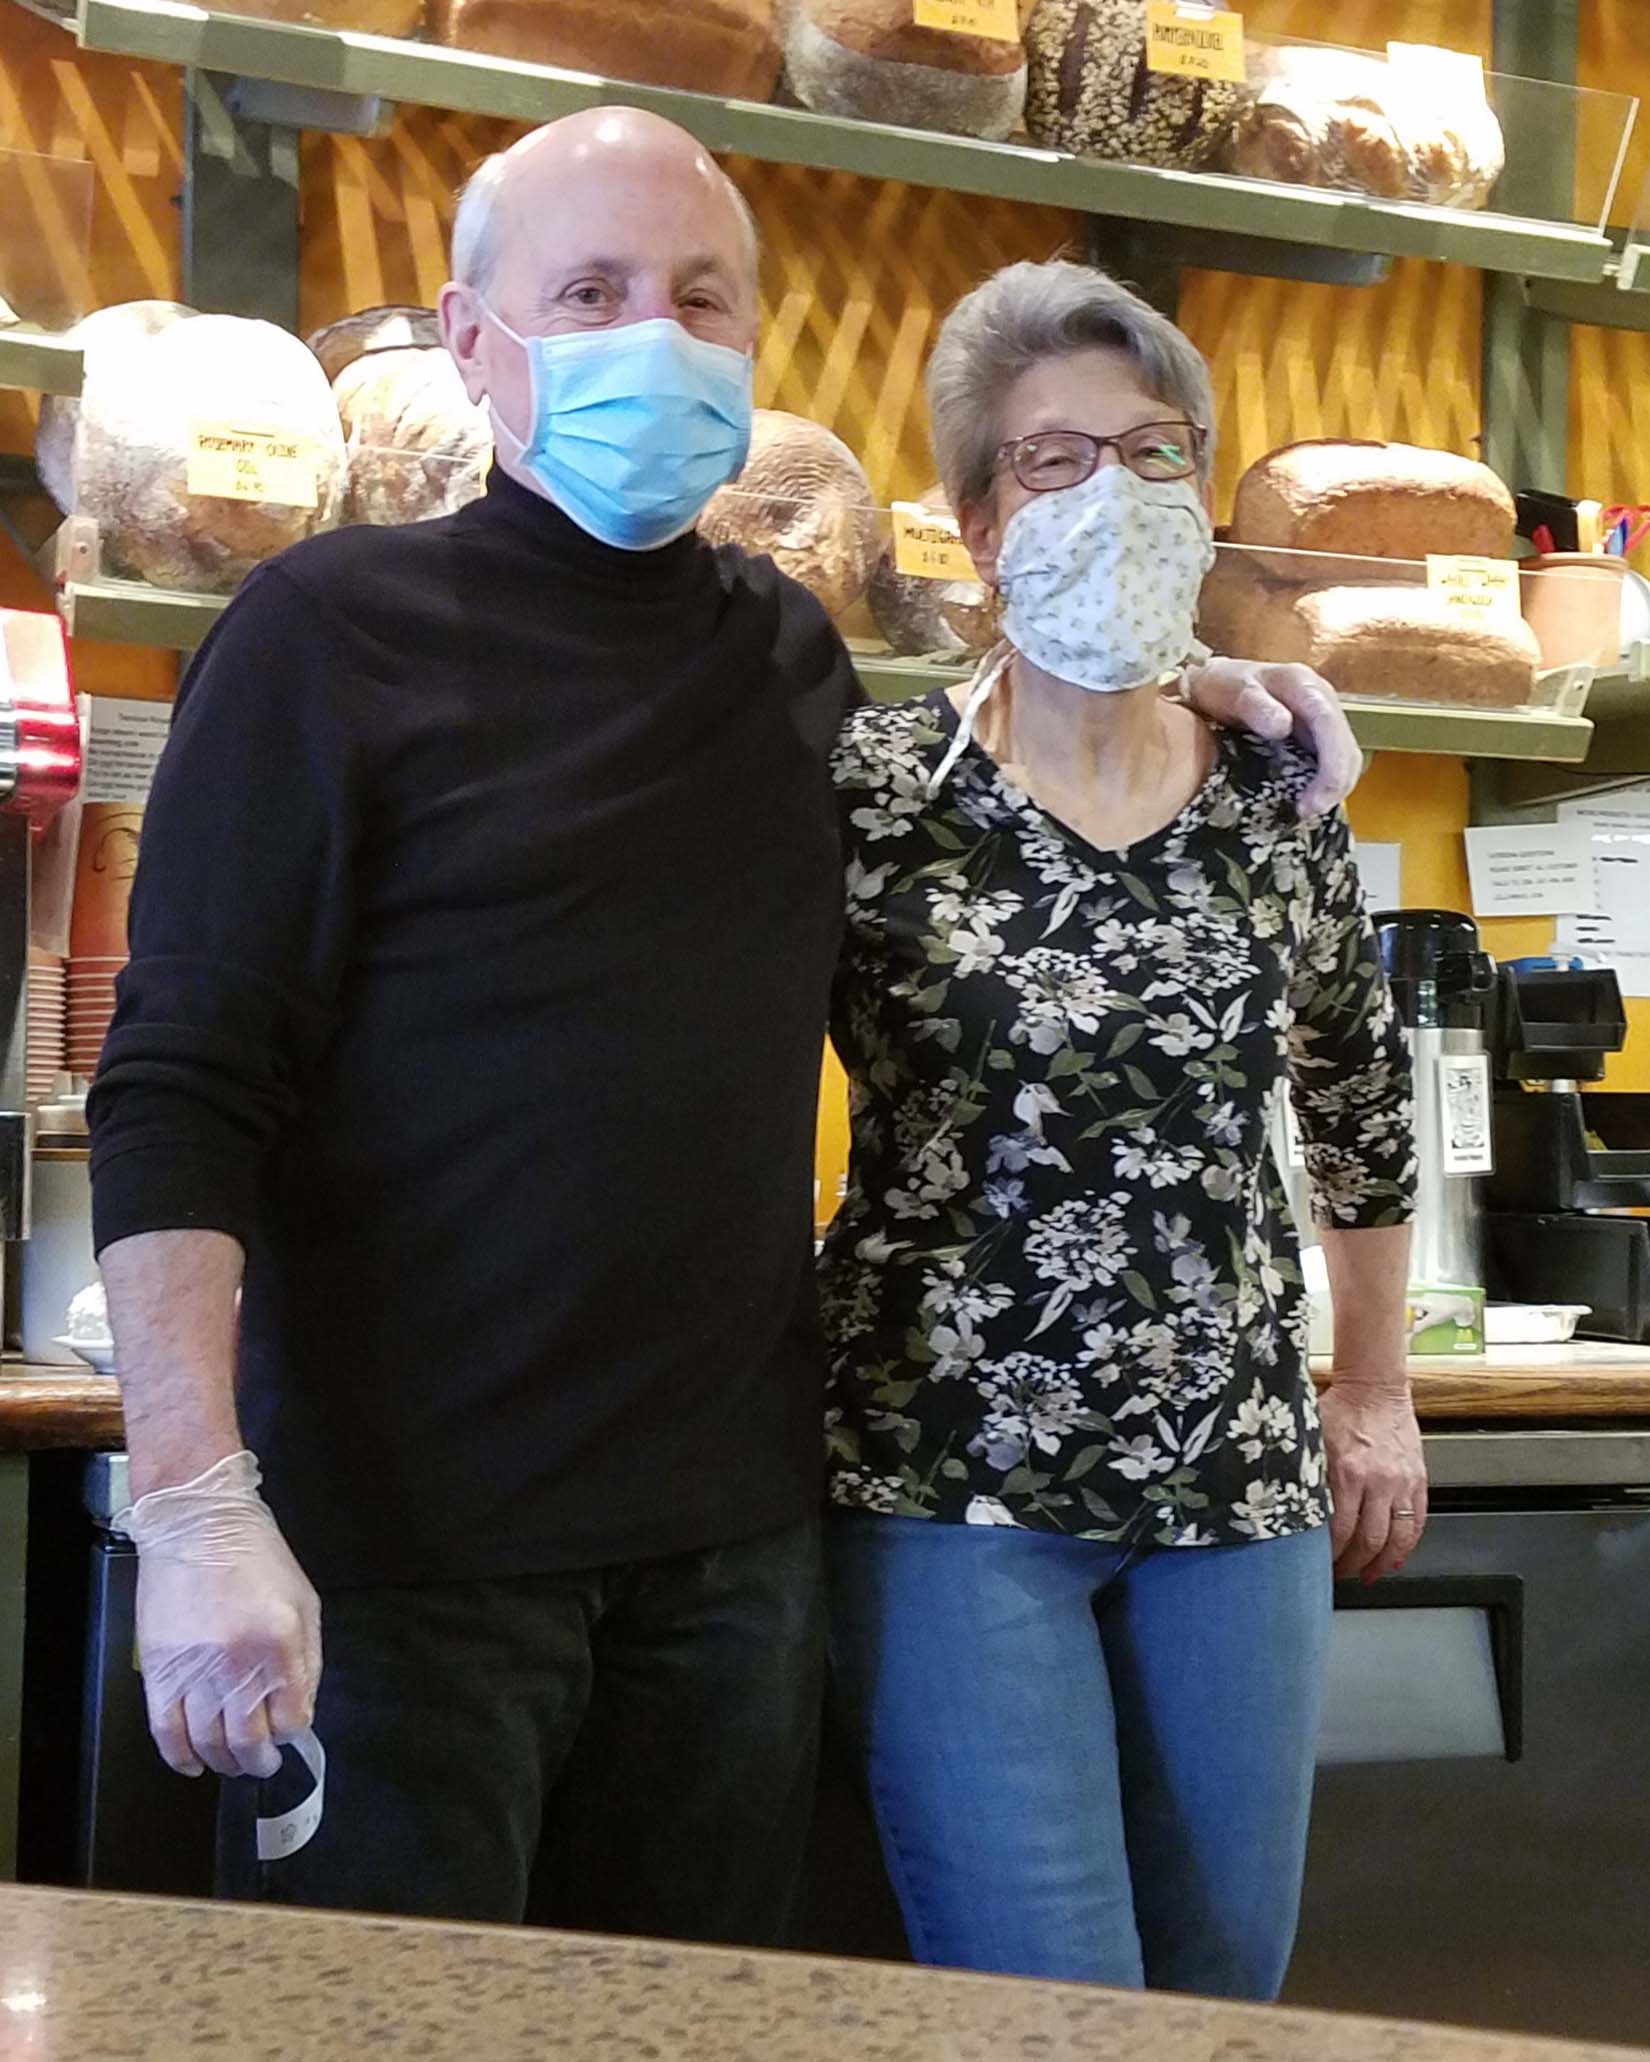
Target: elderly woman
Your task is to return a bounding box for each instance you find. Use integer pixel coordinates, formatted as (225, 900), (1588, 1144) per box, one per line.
(819, 259), (1423, 1998)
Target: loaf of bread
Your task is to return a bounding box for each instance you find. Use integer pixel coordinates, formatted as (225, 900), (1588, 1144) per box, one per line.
(699, 410), (882, 621)
(214, 0), (421, 31)
(307, 304), (442, 383)
(1024, 0), (1250, 168)
(333, 345), (491, 527)
(429, 0), (781, 99)
(36, 301), (198, 515)
(866, 486), (995, 658)
(70, 314), (346, 594)
(786, 0), (1026, 141)
(1198, 554), (1539, 709)
(1231, 440), (1517, 560)
(1225, 43), (1504, 208)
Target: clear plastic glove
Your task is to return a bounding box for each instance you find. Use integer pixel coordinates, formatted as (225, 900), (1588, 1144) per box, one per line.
(118, 1451), (322, 1782)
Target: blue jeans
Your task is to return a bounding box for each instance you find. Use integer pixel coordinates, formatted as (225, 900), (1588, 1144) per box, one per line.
(827, 1513), (1332, 1995)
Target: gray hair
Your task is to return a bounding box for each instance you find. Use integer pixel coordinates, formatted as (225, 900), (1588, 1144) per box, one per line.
(451, 136), (761, 297)
(926, 259), (1216, 510)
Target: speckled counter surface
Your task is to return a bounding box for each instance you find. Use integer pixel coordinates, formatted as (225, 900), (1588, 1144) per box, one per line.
(0, 1886), (1641, 2062)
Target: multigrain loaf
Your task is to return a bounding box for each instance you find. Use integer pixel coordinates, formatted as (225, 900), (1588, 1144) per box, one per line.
(428, 0), (782, 99)
(1024, 0), (1250, 168)
(699, 409), (882, 621)
(1230, 439), (1517, 560)
(866, 484), (995, 658)
(785, 0), (1026, 140)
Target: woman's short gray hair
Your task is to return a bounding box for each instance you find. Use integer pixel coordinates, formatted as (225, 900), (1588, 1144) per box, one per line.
(926, 259), (1216, 511)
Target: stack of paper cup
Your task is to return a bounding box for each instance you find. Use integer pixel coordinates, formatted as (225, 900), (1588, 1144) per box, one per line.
(68, 803), (141, 1080)
(25, 949), (66, 1104)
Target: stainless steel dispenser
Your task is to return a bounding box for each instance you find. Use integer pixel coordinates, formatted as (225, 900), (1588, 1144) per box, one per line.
(1374, 910), (1496, 1356)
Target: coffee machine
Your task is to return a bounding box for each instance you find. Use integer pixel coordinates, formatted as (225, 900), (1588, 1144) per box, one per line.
(1484, 960), (1650, 1340)
(1374, 911), (1497, 1356)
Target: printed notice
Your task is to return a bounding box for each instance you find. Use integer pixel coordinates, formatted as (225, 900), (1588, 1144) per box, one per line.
(1464, 822), (1597, 919)
(1426, 554), (1522, 628)
(891, 502), (977, 583)
(83, 695), (171, 806)
(1354, 840), (1401, 915)
(1144, 1), (1247, 83)
(1552, 915), (1650, 1000)
(1438, 1052), (1493, 1177)
(187, 421), (319, 508)
(912, 0), (1019, 43)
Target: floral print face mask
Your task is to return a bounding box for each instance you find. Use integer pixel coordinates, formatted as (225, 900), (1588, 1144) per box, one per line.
(997, 463), (1216, 695)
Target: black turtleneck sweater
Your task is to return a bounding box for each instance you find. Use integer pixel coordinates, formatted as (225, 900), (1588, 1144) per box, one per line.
(89, 472), (855, 1588)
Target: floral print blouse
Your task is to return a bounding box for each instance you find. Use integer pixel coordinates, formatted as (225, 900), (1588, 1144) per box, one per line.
(819, 685), (1416, 1548)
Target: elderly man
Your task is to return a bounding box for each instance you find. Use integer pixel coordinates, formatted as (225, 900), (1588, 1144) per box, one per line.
(89, 106), (1359, 1937)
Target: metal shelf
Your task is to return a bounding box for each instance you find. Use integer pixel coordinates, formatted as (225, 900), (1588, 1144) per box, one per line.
(0, 325), (82, 397)
(57, 575), (225, 649)
(853, 653), (1596, 765)
(50, 0), (1622, 288)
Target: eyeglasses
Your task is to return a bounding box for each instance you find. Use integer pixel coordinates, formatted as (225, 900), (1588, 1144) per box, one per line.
(994, 421), (1206, 495)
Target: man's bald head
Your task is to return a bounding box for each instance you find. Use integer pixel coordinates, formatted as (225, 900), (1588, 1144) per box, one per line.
(451, 108), (759, 305)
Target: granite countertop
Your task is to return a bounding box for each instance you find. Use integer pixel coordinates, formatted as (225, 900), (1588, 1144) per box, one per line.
(0, 1885), (1641, 2062)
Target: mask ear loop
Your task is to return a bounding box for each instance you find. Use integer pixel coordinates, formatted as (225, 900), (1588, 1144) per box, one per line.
(928, 648), (1012, 799)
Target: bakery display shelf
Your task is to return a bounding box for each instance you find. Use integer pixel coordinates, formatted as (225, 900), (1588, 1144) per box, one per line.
(1523, 268), (1650, 332)
(852, 653), (1595, 764)
(0, 326), (82, 397)
(48, 0), (1619, 291)
(56, 574), (225, 649)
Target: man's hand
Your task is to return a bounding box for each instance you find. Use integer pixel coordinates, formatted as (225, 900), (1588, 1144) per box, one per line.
(1181, 658), (1361, 817)
(121, 1451), (322, 1780)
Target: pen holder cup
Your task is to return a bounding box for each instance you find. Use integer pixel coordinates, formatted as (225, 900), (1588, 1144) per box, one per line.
(1521, 553), (1628, 670)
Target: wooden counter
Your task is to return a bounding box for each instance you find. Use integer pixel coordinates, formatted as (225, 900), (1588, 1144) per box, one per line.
(0, 1883), (1640, 2062)
(6, 1345), (1650, 1457)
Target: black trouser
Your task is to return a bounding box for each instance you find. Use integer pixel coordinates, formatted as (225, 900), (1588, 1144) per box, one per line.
(218, 1516), (824, 1944)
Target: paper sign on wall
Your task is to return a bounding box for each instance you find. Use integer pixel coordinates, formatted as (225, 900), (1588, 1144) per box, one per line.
(911, 0), (1019, 43)
(1144, 0), (1247, 82)
(1464, 823), (1597, 919)
(891, 503), (977, 582)
(1354, 840), (1402, 916)
(187, 422), (319, 508)
(1426, 554), (1522, 628)
(82, 696), (171, 806)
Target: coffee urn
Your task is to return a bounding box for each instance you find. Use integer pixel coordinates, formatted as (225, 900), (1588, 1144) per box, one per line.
(1374, 910), (1497, 1355)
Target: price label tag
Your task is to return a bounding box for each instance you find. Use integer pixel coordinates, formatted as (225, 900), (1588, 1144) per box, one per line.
(892, 502), (978, 582)
(1144, 1), (1246, 84)
(912, 0), (1020, 43)
(1426, 554), (1522, 628)
(187, 421), (319, 508)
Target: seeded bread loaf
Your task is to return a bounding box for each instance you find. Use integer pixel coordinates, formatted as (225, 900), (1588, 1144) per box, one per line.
(428, 0), (781, 99)
(1024, 0), (1250, 168)
(699, 410), (882, 621)
(786, 0), (1026, 140)
(1231, 439), (1517, 560)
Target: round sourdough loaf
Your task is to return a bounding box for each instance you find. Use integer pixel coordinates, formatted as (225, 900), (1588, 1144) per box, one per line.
(785, 0), (1026, 139)
(307, 304), (442, 383)
(36, 300), (198, 515)
(700, 410), (883, 621)
(71, 314), (347, 593)
(332, 343), (492, 526)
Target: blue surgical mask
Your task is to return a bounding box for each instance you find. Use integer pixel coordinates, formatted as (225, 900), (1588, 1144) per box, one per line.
(483, 308), (753, 552)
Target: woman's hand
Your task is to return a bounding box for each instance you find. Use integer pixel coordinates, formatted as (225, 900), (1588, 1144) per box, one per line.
(1179, 659), (1361, 817)
(1318, 1378), (1428, 1583)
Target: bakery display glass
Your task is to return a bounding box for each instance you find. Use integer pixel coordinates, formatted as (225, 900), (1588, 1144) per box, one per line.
(0, 145), (95, 395)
